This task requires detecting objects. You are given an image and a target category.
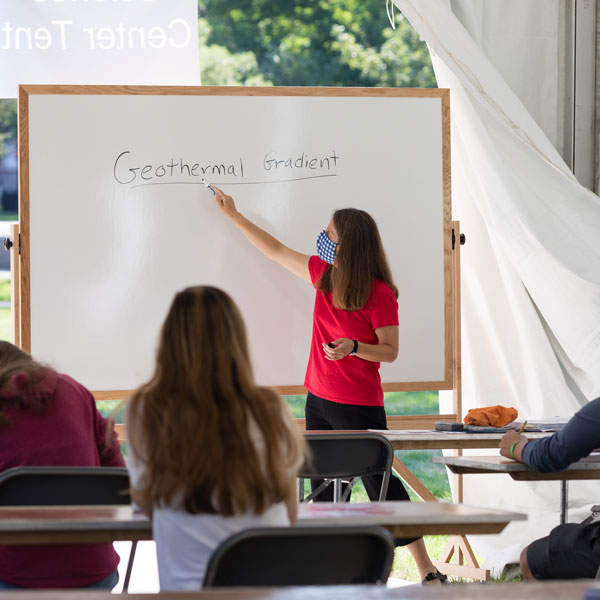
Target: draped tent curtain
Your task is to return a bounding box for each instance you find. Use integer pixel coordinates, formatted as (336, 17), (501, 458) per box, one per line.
(394, 0), (600, 571)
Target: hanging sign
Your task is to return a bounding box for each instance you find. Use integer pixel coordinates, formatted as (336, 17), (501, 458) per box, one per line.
(0, 0), (200, 98)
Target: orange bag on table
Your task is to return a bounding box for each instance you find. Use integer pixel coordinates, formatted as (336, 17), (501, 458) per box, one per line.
(463, 405), (518, 427)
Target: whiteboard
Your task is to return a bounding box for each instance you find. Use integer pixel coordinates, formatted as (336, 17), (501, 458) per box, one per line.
(18, 86), (452, 394)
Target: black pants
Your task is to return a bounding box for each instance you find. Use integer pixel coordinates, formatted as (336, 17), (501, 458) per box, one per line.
(305, 392), (417, 546)
(527, 521), (600, 579)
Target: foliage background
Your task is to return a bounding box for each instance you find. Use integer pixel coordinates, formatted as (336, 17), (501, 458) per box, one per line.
(197, 0), (436, 88)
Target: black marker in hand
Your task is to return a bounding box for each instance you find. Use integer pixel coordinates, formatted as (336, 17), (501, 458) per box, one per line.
(203, 179), (217, 196)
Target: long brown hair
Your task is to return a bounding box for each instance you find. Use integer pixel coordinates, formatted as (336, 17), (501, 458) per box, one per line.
(0, 342), (56, 428)
(318, 208), (398, 310)
(0, 342), (118, 458)
(127, 286), (306, 516)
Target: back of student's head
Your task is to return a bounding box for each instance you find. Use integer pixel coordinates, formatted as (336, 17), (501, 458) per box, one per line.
(152, 285), (254, 398)
(128, 286), (305, 516)
(0, 342), (57, 427)
(0, 340), (32, 370)
(318, 208), (398, 310)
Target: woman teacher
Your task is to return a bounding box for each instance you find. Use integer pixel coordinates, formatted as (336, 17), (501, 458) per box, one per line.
(214, 186), (445, 585)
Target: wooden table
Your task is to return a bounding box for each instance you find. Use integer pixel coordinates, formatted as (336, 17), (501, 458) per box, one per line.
(373, 430), (551, 580)
(382, 430), (551, 451)
(297, 501), (525, 537)
(0, 501), (525, 545)
(434, 455), (600, 523)
(379, 430), (551, 498)
(0, 581), (596, 599)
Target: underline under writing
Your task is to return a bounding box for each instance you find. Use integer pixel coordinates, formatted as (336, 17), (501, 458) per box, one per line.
(131, 174), (337, 189)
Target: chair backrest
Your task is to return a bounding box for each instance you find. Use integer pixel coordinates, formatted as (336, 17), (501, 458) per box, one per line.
(203, 525), (394, 587)
(299, 433), (394, 501)
(0, 466), (131, 506)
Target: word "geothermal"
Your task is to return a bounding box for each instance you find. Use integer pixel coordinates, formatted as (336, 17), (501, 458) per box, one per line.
(113, 152), (244, 185)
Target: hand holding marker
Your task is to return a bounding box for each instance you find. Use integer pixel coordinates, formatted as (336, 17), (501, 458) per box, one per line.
(203, 179), (217, 196)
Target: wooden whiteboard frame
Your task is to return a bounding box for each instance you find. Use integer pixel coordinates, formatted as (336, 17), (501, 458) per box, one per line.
(17, 84), (454, 398)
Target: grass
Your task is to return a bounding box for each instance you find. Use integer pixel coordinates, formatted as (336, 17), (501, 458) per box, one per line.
(392, 535), (451, 582)
(0, 278), (11, 342)
(0, 280), (10, 302)
(285, 390), (440, 418)
(385, 391), (440, 415)
(0, 307), (10, 342)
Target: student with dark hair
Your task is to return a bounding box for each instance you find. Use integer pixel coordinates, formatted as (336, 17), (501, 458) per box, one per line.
(500, 397), (600, 580)
(0, 341), (123, 590)
(126, 286), (306, 590)
(214, 188), (445, 585)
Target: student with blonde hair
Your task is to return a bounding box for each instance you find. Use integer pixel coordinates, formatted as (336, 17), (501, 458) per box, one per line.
(126, 286), (306, 591)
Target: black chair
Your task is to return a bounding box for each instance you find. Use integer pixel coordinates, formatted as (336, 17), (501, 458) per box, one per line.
(0, 466), (130, 505)
(0, 466), (136, 592)
(203, 525), (394, 587)
(298, 433), (394, 502)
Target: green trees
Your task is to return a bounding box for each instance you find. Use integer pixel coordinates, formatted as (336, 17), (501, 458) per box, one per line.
(0, 100), (17, 158)
(198, 1), (436, 87)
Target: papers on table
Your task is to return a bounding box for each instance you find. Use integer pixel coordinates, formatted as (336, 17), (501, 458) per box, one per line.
(512, 418), (568, 432)
(369, 429), (466, 435)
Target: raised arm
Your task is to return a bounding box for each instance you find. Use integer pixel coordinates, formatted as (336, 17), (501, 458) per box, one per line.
(213, 186), (311, 283)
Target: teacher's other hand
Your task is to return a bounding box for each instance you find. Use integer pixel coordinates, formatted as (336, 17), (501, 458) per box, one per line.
(322, 338), (354, 361)
(213, 185), (238, 220)
(500, 430), (528, 462)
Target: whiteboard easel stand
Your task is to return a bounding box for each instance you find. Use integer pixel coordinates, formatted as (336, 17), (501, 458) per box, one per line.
(9, 224), (20, 347)
(431, 221), (490, 581)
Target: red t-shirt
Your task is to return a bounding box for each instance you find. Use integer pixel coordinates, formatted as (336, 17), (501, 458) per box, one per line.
(304, 256), (399, 407)
(0, 371), (124, 588)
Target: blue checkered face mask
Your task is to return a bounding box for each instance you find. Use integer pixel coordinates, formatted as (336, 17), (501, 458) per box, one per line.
(316, 230), (337, 264)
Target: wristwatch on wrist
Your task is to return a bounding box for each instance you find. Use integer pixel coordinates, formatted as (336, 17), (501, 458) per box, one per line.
(349, 339), (359, 356)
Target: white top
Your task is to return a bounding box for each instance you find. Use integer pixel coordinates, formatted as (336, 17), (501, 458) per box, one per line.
(148, 499), (288, 591)
(126, 406), (296, 591)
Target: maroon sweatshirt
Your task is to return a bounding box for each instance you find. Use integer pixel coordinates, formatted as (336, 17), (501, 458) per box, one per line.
(0, 370), (124, 588)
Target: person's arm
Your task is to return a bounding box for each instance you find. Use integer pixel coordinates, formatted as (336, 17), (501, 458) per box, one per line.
(130, 486), (153, 517)
(86, 386), (125, 467)
(125, 399), (152, 516)
(322, 325), (399, 363)
(501, 397), (600, 471)
(285, 476), (298, 524)
(98, 418), (125, 467)
(214, 186), (311, 282)
(499, 430), (528, 462)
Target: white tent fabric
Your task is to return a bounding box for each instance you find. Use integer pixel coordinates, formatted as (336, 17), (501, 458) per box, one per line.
(394, 0), (600, 572)
(448, 0), (563, 151)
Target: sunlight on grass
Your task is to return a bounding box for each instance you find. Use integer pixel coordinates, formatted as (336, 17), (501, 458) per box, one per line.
(392, 535), (450, 582)
(0, 307), (10, 342)
(0, 279), (10, 302)
(0, 277), (11, 341)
